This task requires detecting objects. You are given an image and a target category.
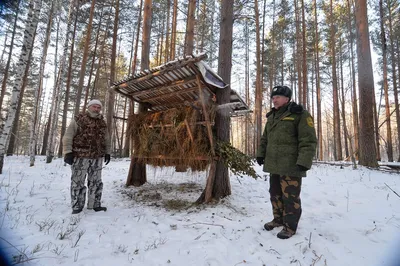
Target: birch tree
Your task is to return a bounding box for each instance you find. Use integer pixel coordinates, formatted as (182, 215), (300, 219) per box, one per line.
(46, 0), (76, 163)
(0, 0), (42, 174)
(28, 0), (55, 166)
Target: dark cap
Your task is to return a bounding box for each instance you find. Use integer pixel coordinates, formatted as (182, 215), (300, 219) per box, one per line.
(271, 85), (292, 99)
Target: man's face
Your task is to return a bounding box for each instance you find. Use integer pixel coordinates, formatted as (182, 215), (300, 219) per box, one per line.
(88, 104), (102, 114)
(272, 95), (289, 109)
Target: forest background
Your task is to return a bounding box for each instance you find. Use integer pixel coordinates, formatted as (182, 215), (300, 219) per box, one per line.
(0, 0), (398, 174)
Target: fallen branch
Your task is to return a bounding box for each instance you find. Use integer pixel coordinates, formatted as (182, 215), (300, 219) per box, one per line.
(184, 222), (224, 229)
(384, 183), (400, 198)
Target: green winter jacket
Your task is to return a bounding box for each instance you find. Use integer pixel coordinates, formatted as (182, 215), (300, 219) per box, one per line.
(256, 102), (317, 177)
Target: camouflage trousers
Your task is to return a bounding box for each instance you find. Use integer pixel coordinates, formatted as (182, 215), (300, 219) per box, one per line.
(70, 158), (103, 211)
(269, 174), (302, 234)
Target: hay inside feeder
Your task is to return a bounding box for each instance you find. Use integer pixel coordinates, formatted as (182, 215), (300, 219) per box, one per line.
(129, 106), (215, 171)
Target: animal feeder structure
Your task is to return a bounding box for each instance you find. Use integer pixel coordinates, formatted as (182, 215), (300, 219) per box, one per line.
(112, 54), (250, 171)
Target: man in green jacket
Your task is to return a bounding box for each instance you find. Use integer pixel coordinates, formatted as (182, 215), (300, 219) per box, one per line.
(256, 85), (317, 239)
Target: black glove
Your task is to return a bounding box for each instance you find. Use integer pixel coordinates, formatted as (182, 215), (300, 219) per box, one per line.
(297, 164), (309, 171)
(64, 153), (74, 165)
(256, 157), (264, 166)
(104, 154), (111, 165)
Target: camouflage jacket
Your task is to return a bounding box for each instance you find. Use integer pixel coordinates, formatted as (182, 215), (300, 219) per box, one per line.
(62, 111), (111, 158)
(256, 102), (317, 177)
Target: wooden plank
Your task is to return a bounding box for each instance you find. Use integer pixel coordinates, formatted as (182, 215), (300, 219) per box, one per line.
(130, 76), (197, 98)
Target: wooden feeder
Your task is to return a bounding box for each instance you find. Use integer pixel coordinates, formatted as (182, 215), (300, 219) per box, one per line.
(112, 54), (250, 185)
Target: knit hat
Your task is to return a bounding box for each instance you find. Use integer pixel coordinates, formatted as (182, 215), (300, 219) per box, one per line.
(87, 99), (102, 108)
(271, 85), (292, 100)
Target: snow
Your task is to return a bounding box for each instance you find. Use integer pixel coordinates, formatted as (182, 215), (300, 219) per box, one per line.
(0, 156), (399, 266)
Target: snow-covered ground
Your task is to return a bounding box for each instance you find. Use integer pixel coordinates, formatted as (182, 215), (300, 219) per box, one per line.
(0, 156), (399, 266)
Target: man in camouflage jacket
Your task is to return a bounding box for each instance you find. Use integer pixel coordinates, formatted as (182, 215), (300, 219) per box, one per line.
(257, 86), (317, 239)
(63, 99), (111, 214)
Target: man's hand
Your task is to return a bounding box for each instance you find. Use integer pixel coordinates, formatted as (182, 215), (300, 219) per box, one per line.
(297, 164), (309, 171)
(64, 153), (74, 165)
(256, 157), (264, 166)
(104, 154), (111, 165)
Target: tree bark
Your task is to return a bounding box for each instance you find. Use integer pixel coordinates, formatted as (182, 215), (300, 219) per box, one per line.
(355, 0), (378, 167)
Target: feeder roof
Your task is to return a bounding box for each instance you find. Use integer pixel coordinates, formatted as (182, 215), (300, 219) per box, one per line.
(112, 54), (250, 115)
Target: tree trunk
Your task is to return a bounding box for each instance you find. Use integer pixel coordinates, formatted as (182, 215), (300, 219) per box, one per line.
(330, 0), (342, 161)
(386, 0), (400, 162)
(314, 0), (323, 160)
(198, 0), (233, 203)
(301, 0), (307, 107)
(294, 0), (302, 103)
(184, 0), (196, 55)
(28, 0), (55, 165)
(74, 0), (96, 115)
(339, 37), (349, 159)
(379, 0), (393, 162)
(83, 8), (104, 111)
(0, 0), (20, 113)
(46, 0), (75, 163)
(126, 0), (152, 187)
(355, 0), (378, 167)
(170, 0), (177, 60)
(58, 6), (78, 158)
(7, 35), (36, 156)
(347, 0), (359, 160)
(106, 0), (119, 148)
(0, 0), (41, 174)
(254, 0), (262, 156)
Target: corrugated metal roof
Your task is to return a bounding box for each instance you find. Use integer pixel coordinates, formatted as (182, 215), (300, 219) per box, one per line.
(112, 54), (250, 115)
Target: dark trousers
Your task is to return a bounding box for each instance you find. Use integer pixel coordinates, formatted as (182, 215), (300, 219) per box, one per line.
(269, 174), (302, 233)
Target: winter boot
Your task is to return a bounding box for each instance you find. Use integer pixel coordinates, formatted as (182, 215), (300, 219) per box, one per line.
(72, 209), (82, 214)
(93, 206), (107, 212)
(264, 219), (283, 231)
(277, 227), (295, 239)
